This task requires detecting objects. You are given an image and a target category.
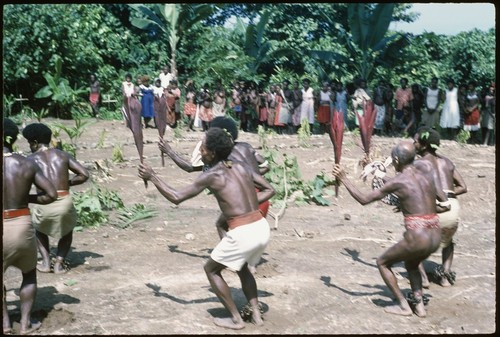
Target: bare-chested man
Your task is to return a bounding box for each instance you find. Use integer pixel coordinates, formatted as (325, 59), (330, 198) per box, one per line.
(3, 118), (57, 335)
(332, 141), (449, 317)
(414, 127), (467, 287)
(139, 127), (275, 330)
(22, 123), (89, 274)
(158, 116), (270, 240)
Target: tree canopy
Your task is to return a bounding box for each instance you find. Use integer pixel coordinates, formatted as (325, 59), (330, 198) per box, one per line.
(3, 3), (496, 117)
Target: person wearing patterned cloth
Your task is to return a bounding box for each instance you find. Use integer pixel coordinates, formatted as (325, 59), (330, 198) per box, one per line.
(3, 118), (57, 335)
(22, 123), (89, 274)
(139, 127), (275, 330)
(316, 82), (333, 134)
(414, 127), (467, 287)
(183, 80), (197, 131)
(89, 74), (100, 118)
(332, 141), (450, 318)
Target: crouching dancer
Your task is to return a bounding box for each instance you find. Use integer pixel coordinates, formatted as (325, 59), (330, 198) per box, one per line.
(332, 141), (449, 317)
(138, 127), (275, 329)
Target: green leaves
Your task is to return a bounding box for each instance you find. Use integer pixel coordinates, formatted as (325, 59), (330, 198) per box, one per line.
(114, 204), (158, 229)
(263, 149), (334, 206)
(348, 4), (394, 51)
(72, 185), (155, 230)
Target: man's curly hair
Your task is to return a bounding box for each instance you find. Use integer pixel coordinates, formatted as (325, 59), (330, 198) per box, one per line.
(205, 127), (234, 161)
(4, 118), (19, 146)
(210, 116), (238, 141)
(22, 123), (52, 144)
(416, 126), (440, 153)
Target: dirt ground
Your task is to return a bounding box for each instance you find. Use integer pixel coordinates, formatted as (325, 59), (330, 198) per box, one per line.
(4, 117), (496, 335)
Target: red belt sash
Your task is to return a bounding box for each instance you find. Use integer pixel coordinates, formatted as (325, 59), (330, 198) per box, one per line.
(3, 208), (30, 219)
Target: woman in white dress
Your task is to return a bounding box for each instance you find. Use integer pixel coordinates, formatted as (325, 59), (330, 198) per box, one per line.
(440, 79), (460, 140)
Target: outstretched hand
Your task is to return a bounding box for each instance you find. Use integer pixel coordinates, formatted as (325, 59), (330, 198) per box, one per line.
(138, 162), (154, 181)
(158, 137), (171, 154)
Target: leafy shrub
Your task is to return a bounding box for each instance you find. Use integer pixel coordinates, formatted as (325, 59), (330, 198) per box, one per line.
(298, 119), (311, 148)
(72, 185), (156, 231)
(263, 149), (336, 206)
(112, 144), (124, 163)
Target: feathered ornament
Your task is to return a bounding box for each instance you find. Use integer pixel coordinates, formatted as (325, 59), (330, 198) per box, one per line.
(154, 93), (168, 166)
(123, 95), (147, 188)
(328, 109), (345, 197)
(356, 100), (377, 167)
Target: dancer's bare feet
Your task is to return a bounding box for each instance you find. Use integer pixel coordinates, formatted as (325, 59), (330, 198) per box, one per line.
(20, 320), (41, 335)
(440, 277), (451, 287)
(384, 304), (413, 316)
(413, 301), (426, 317)
(213, 317), (245, 330)
(36, 262), (51, 273)
(53, 259), (67, 274)
(251, 310), (264, 326)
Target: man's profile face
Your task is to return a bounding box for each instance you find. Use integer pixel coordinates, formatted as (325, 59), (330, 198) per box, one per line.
(28, 141), (38, 154)
(413, 135), (424, 155)
(200, 139), (214, 166)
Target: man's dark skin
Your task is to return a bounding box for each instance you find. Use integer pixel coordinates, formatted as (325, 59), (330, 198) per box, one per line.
(332, 141), (449, 317)
(138, 128), (275, 330)
(3, 119), (57, 335)
(158, 117), (269, 239)
(414, 127), (467, 286)
(23, 123), (89, 274)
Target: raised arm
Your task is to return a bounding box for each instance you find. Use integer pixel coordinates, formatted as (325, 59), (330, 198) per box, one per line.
(158, 137), (202, 173)
(332, 164), (391, 205)
(138, 162), (207, 205)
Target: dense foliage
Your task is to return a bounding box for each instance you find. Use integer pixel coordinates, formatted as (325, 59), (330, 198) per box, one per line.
(3, 4), (496, 118)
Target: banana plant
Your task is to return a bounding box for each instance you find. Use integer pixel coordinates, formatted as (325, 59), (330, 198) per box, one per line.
(34, 55), (87, 119)
(311, 3), (409, 82)
(236, 10), (296, 77)
(129, 4), (217, 77)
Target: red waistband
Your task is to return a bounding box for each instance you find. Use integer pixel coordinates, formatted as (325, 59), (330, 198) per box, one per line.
(57, 190), (69, 197)
(227, 210), (264, 230)
(404, 214), (440, 230)
(3, 208), (31, 219)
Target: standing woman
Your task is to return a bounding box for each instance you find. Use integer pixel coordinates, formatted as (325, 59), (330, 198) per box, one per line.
(481, 83), (496, 146)
(316, 82), (333, 134)
(440, 79), (460, 140)
(121, 73), (136, 127)
(89, 74), (100, 118)
(291, 81), (303, 133)
(335, 80), (349, 129)
(463, 81), (481, 144)
(411, 83), (425, 129)
(140, 75), (156, 128)
(184, 80), (197, 132)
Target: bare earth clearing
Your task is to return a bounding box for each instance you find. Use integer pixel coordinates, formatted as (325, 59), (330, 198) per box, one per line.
(4, 117), (496, 335)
